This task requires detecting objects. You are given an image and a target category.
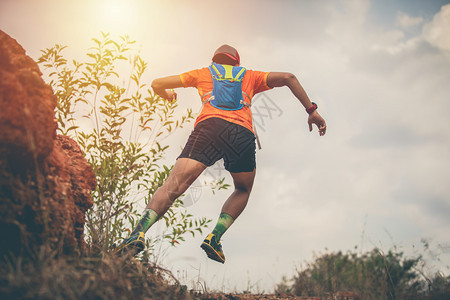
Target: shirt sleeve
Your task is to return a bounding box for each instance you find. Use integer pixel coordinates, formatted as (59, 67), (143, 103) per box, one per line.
(251, 71), (272, 94)
(179, 69), (201, 88)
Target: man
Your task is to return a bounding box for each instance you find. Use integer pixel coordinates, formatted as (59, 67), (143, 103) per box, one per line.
(115, 45), (326, 263)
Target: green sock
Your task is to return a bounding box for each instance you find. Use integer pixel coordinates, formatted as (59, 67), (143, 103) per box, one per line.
(212, 213), (235, 241)
(130, 208), (159, 236)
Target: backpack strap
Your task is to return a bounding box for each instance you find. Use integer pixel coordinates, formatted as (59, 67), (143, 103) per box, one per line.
(239, 92), (262, 149)
(202, 91), (213, 105)
(240, 91), (251, 107)
(211, 64), (223, 80)
(253, 120), (262, 150)
(211, 64), (246, 82)
(233, 67), (246, 82)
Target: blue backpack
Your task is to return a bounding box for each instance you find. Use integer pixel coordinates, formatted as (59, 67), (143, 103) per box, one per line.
(202, 63), (250, 110)
(201, 63), (262, 149)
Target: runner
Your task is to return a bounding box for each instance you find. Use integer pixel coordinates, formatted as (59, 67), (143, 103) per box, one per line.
(114, 44), (327, 263)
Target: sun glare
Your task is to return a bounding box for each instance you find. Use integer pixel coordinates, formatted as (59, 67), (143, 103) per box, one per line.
(96, 0), (137, 34)
(106, 6), (119, 18)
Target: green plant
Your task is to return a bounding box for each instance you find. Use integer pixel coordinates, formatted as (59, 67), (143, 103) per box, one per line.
(37, 32), (220, 253)
(282, 247), (450, 300)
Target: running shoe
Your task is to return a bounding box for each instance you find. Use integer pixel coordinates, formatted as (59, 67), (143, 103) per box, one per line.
(201, 233), (225, 263)
(113, 232), (145, 256)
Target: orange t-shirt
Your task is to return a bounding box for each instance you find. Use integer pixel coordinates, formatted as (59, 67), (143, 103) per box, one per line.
(180, 66), (272, 133)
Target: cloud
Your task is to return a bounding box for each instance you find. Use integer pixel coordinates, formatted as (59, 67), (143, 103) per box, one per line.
(396, 12), (424, 29)
(423, 4), (450, 53)
(349, 124), (432, 149)
(394, 184), (450, 227)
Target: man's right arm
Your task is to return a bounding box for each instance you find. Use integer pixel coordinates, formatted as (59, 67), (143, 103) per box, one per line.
(151, 75), (184, 101)
(266, 72), (326, 136)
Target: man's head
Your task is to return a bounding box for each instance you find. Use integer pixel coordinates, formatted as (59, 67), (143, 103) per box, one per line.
(212, 44), (240, 66)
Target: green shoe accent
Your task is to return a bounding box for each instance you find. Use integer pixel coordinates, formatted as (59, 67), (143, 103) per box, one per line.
(201, 233), (225, 263)
(114, 232), (145, 256)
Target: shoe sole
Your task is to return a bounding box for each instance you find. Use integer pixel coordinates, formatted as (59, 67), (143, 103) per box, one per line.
(201, 242), (225, 264)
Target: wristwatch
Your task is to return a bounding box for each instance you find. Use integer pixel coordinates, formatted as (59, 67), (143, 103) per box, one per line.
(306, 102), (318, 114)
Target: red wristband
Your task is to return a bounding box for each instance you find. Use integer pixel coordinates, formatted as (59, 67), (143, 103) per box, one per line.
(306, 102), (318, 114)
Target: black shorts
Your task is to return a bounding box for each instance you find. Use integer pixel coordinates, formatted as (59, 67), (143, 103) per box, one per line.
(178, 118), (256, 173)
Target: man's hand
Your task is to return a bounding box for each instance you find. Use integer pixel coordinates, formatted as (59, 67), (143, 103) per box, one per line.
(165, 89), (177, 102)
(308, 111), (327, 136)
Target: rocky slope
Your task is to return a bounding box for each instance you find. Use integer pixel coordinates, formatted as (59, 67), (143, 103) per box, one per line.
(0, 30), (96, 257)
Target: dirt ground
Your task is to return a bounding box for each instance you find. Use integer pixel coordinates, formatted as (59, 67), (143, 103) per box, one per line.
(196, 292), (356, 300)
(200, 294), (307, 299)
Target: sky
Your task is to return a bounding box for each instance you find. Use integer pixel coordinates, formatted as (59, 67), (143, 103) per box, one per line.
(2, 0), (450, 293)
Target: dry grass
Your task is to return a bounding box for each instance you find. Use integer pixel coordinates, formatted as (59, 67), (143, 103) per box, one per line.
(0, 246), (192, 300)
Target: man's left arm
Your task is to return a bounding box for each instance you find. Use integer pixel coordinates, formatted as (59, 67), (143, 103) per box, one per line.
(267, 72), (326, 136)
(151, 75), (184, 101)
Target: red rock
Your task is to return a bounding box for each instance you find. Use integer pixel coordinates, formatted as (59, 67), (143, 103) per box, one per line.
(0, 30), (57, 168)
(0, 30), (95, 256)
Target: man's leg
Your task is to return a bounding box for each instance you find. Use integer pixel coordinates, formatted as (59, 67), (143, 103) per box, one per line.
(221, 168), (256, 220)
(201, 168), (256, 263)
(116, 158), (206, 254)
(147, 157), (207, 215)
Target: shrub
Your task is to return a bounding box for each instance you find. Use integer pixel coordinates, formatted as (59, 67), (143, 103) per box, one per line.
(37, 33), (225, 254)
(277, 247), (450, 300)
